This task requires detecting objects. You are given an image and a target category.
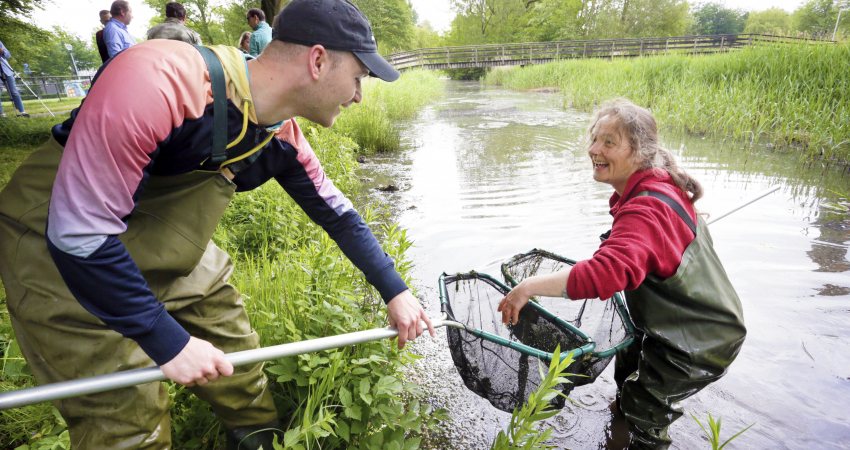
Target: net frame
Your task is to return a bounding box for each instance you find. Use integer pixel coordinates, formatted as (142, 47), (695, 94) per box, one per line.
(439, 272), (596, 361)
(500, 248), (636, 361)
(438, 271), (598, 412)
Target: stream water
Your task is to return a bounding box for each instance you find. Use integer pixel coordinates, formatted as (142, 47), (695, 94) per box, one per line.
(359, 81), (850, 450)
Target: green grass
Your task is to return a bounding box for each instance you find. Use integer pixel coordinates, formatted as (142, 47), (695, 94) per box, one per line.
(485, 42), (850, 163)
(335, 69), (444, 153)
(2, 97), (82, 116)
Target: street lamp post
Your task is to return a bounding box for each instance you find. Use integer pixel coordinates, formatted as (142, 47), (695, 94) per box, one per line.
(64, 43), (79, 77)
(832, 7), (850, 41)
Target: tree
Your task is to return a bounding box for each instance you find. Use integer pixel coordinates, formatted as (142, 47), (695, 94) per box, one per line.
(351, 0), (416, 54)
(144, 0), (228, 44)
(620, 0), (690, 37)
(691, 2), (747, 35)
(37, 28), (100, 75)
(792, 0), (849, 38)
(0, 0), (49, 18)
(519, 0), (584, 41)
(411, 22), (444, 49)
(447, 0), (529, 45)
(744, 8), (792, 35)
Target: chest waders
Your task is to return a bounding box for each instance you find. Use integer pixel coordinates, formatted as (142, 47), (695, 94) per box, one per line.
(610, 191), (747, 450)
(0, 46), (278, 449)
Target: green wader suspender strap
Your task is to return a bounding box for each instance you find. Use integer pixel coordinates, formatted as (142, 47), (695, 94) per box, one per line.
(195, 45), (228, 165)
(634, 191), (697, 236)
(601, 191), (697, 242)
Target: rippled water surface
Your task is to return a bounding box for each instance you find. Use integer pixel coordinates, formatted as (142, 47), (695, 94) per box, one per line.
(360, 81), (850, 449)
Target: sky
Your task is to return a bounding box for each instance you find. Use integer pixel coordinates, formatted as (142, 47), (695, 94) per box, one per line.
(35, 0), (810, 42)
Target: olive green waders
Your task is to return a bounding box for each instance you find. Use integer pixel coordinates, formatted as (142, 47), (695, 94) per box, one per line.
(0, 138), (277, 449)
(614, 208), (747, 449)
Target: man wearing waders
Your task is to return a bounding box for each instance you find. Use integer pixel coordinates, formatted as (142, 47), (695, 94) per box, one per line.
(0, 1), (435, 448)
(498, 99), (746, 449)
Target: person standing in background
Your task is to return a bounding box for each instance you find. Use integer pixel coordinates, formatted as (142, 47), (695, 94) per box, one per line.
(103, 0), (136, 58)
(147, 1), (202, 44)
(0, 40), (29, 118)
(246, 8), (271, 57)
(95, 10), (111, 63)
(238, 31), (252, 54)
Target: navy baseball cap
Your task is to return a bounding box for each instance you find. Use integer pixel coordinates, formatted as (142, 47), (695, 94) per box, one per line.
(274, 0), (400, 82)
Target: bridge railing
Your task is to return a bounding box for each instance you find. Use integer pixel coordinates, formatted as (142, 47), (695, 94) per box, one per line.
(386, 34), (832, 70)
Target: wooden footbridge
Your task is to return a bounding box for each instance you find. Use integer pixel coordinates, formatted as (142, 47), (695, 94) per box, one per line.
(386, 34), (830, 71)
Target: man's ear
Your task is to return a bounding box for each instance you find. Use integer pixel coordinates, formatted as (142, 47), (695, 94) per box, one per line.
(307, 45), (329, 81)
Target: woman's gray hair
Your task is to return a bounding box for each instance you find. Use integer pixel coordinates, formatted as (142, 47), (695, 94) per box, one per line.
(588, 98), (703, 203)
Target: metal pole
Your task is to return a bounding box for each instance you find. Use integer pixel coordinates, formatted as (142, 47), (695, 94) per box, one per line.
(0, 319), (451, 410)
(707, 186), (780, 225)
(64, 44), (79, 77)
(833, 9), (845, 41)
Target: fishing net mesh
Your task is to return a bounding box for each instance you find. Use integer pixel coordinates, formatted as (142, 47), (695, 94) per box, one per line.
(501, 249), (633, 381)
(441, 272), (588, 413)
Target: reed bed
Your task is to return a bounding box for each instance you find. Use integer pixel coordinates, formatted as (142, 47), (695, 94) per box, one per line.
(335, 69), (444, 153)
(485, 43), (850, 163)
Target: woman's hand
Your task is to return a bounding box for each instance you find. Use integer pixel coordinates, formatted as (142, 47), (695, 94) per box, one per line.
(497, 270), (573, 325)
(498, 281), (533, 325)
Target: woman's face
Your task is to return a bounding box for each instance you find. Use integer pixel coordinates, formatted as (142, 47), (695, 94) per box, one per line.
(241, 34), (251, 51)
(587, 114), (639, 195)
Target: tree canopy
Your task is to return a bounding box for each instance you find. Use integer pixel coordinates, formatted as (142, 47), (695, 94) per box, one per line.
(3, 0), (847, 78)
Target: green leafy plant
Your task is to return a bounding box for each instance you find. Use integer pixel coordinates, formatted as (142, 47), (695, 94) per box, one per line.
(491, 346), (575, 450)
(691, 413), (754, 450)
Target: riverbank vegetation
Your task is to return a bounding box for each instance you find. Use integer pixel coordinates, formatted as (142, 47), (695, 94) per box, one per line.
(485, 42), (850, 163)
(0, 70), (445, 448)
(336, 70), (443, 153)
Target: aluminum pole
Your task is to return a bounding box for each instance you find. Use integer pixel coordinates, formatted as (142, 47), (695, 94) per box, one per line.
(0, 319), (451, 410)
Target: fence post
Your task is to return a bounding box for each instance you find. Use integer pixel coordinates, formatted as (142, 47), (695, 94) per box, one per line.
(583, 42), (587, 57)
(611, 41), (615, 59)
(640, 39), (643, 56)
(720, 35), (725, 51)
(693, 37), (697, 54)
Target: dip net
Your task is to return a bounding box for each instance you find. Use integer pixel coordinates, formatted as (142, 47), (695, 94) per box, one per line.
(500, 249), (635, 382)
(438, 272), (594, 413)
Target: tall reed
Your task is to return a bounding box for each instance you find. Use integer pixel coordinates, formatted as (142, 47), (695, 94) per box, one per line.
(335, 69), (444, 153)
(486, 43), (850, 163)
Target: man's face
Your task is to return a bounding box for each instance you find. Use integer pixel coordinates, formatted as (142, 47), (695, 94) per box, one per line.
(247, 15), (259, 29)
(305, 51), (368, 128)
(100, 12), (111, 25)
(117, 7), (133, 25)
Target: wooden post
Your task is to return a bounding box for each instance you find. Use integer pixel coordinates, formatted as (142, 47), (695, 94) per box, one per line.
(640, 39), (643, 56)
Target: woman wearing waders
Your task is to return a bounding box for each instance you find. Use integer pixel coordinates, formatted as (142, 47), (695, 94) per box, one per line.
(498, 98), (746, 449)
(0, 1), (434, 449)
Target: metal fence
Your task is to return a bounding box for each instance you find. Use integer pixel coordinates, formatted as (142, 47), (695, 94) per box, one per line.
(386, 34), (833, 71)
(1, 75), (94, 102)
